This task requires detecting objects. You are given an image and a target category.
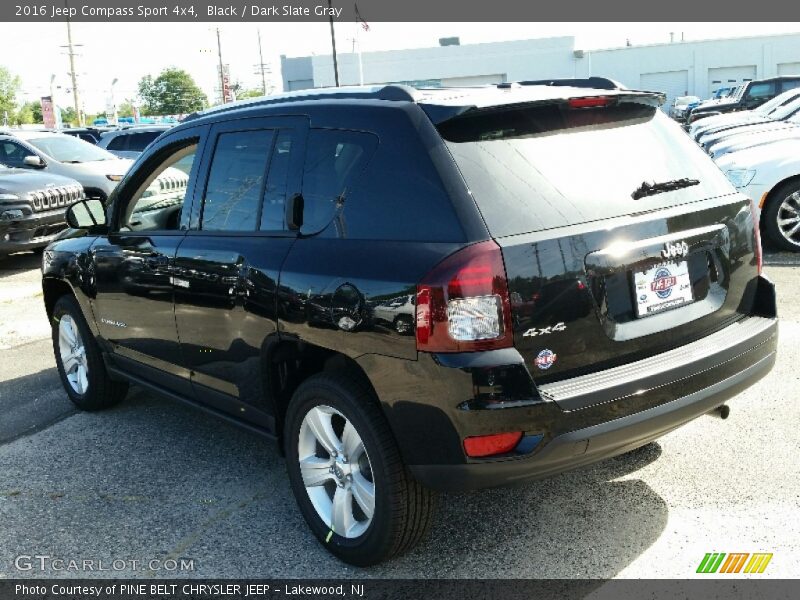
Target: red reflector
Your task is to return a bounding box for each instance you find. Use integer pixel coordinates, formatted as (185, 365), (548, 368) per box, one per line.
(568, 96), (612, 108)
(464, 431), (523, 458)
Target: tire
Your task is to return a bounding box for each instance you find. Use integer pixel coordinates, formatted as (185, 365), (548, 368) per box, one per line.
(284, 372), (435, 566)
(52, 295), (128, 411)
(763, 181), (800, 252)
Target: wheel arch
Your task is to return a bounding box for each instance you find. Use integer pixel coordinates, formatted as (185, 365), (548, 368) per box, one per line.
(262, 337), (383, 454)
(761, 173), (800, 224)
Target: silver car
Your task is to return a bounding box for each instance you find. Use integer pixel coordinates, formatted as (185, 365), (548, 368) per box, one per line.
(0, 130), (133, 201)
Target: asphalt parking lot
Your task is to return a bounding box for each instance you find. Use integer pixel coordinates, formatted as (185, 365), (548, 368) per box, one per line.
(1, 249), (799, 579)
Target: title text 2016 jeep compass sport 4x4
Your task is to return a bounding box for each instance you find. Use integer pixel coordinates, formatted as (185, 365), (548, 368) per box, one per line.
(43, 83), (777, 566)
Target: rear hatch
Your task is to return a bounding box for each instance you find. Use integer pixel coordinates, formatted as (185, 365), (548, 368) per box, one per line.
(438, 91), (760, 401)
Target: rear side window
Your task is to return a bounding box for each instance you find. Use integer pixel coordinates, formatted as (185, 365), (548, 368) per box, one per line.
(781, 79), (800, 92)
(201, 130), (274, 231)
(260, 130), (295, 231)
(128, 132), (161, 152)
(301, 129), (377, 234)
(106, 135), (127, 151)
(442, 102), (736, 237)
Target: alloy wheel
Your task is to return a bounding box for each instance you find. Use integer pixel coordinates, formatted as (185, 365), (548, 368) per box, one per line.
(297, 405), (376, 539)
(58, 314), (89, 395)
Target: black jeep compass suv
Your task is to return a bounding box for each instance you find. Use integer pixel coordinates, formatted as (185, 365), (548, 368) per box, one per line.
(42, 83), (778, 566)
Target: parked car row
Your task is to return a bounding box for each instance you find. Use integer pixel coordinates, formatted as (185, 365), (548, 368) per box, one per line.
(0, 128), (142, 256)
(685, 75), (800, 125)
(680, 86), (800, 252)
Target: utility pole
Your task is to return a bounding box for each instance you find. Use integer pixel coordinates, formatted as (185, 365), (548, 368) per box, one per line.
(327, 0), (339, 86)
(216, 27), (227, 103)
(257, 29), (267, 95)
(64, 0), (82, 125)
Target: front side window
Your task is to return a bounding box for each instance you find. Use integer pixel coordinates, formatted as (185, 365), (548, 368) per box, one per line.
(746, 82), (775, 101)
(201, 130), (274, 231)
(121, 140), (198, 232)
(0, 141), (35, 168)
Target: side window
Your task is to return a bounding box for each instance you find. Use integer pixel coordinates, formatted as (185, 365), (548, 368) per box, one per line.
(128, 132), (161, 152)
(121, 140), (198, 232)
(781, 79), (800, 92)
(746, 82), (775, 100)
(301, 129), (377, 234)
(260, 129), (295, 231)
(201, 130), (274, 231)
(0, 141), (35, 168)
(106, 135), (127, 151)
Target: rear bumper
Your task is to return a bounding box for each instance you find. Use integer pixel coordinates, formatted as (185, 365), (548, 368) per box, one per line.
(410, 330), (776, 491)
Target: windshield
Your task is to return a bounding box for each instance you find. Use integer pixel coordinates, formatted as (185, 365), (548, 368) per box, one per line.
(441, 103), (735, 237)
(27, 135), (116, 163)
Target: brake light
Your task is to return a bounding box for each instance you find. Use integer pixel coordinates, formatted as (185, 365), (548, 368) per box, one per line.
(464, 431), (523, 458)
(416, 240), (514, 353)
(568, 96), (613, 109)
(750, 199), (763, 275)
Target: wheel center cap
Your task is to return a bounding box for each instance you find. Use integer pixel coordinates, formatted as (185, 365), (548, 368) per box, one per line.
(332, 455), (352, 483)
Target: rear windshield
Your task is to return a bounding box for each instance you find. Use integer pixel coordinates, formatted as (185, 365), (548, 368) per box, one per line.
(441, 102), (736, 237)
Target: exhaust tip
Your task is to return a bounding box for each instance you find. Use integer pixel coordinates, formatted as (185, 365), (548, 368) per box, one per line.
(709, 404), (730, 419)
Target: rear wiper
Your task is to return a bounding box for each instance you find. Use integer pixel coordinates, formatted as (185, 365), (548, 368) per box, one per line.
(631, 178), (699, 200)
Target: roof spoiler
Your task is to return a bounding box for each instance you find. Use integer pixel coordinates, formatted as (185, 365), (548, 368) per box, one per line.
(423, 90), (667, 125)
(513, 77), (627, 90)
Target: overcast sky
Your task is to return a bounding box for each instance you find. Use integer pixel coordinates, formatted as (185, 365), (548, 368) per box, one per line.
(4, 22), (800, 112)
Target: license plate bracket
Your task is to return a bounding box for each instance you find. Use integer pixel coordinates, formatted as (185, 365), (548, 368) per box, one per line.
(633, 260), (694, 317)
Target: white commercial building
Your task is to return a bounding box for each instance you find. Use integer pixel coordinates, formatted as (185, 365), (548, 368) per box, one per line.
(281, 32), (800, 109)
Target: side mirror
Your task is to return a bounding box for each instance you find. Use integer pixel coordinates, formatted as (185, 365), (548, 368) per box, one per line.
(66, 198), (107, 230)
(23, 155), (45, 168)
(286, 193), (304, 231)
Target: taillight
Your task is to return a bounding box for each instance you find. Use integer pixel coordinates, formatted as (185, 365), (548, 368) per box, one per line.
(750, 199), (763, 275)
(568, 96), (613, 109)
(416, 240), (514, 353)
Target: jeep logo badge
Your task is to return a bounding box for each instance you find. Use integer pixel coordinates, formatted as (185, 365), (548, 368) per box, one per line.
(662, 241), (690, 259)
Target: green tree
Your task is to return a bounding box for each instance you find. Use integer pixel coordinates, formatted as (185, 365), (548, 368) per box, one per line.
(236, 87), (264, 100)
(17, 100), (42, 124)
(118, 99), (136, 118)
(14, 103), (34, 125)
(60, 106), (77, 126)
(138, 68), (206, 115)
(0, 66), (21, 122)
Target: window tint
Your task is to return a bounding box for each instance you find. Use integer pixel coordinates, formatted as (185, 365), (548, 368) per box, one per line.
(781, 79), (800, 92)
(122, 141), (198, 232)
(106, 135), (128, 151)
(202, 130), (273, 231)
(260, 130), (294, 231)
(78, 133), (98, 144)
(746, 82), (775, 100)
(443, 105), (735, 237)
(128, 131), (161, 152)
(0, 141), (35, 168)
(301, 129), (377, 233)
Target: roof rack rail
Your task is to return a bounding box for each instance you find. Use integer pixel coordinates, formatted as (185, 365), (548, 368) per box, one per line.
(183, 84), (420, 123)
(515, 77), (626, 90)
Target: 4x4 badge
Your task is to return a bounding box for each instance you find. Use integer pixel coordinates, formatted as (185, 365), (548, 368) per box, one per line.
(522, 322), (567, 337)
(662, 241), (690, 259)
